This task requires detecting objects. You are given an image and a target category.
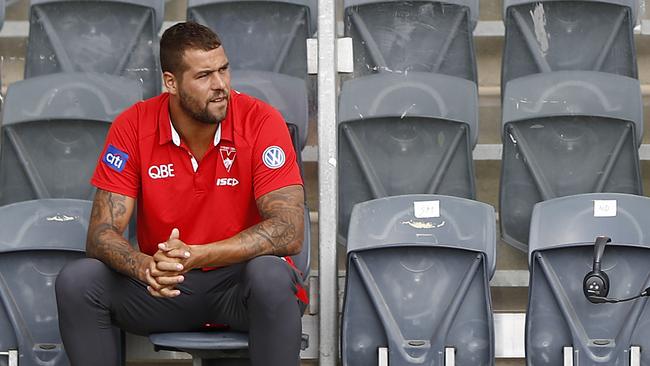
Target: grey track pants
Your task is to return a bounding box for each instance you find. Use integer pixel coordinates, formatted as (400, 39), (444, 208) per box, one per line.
(55, 255), (303, 366)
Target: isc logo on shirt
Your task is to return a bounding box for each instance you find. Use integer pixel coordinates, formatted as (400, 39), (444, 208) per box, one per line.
(216, 178), (239, 187)
(103, 145), (129, 173)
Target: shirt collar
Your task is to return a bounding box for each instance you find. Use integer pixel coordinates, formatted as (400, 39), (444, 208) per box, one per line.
(158, 92), (234, 146)
(169, 119), (221, 147)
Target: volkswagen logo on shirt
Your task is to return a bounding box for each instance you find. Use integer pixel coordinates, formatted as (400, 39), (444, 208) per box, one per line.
(262, 146), (285, 169)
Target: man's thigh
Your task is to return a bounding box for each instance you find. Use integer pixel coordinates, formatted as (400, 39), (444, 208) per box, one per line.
(202, 256), (305, 332)
(110, 264), (246, 335)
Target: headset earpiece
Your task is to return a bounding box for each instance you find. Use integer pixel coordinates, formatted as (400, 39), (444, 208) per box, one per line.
(583, 270), (609, 298)
(584, 236), (611, 303)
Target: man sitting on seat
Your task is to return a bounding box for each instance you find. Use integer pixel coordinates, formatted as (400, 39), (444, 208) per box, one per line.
(55, 21), (306, 366)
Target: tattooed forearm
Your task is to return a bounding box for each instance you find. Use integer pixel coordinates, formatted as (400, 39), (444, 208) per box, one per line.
(86, 189), (146, 280)
(236, 185), (304, 258)
(106, 193), (127, 225)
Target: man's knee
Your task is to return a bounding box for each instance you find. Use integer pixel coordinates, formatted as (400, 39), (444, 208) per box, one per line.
(244, 256), (296, 304)
(55, 257), (111, 307)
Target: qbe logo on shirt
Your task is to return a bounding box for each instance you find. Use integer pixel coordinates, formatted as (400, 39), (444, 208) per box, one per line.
(262, 146), (285, 169)
(102, 144), (129, 173)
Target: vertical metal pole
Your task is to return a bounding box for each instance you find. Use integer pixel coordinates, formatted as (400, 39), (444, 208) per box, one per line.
(318, 0), (339, 365)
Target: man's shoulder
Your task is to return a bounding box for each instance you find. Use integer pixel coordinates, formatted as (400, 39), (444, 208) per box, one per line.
(230, 90), (284, 133)
(231, 90), (276, 115)
(113, 93), (168, 133)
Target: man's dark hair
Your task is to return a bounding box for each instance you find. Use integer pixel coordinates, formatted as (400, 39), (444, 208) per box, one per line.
(160, 22), (222, 75)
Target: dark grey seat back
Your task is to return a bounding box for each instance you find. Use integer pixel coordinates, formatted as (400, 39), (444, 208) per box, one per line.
(346, 0), (479, 27)
(187, 0), (316, 79)
(527, 193), (650, 365)
(25, 0), (163, 98)
(338, 72), (478, 243)
(342, 194), (495, 366)
(502, 0), (637, 87)
(232, 70), (309, 150)
(0, 199), (91, 366)
(0, 0), (5, 31)
(499, 71), (643, 251)
(0, 73), (142, 206)
(503, 0), (640, 23)
(344, 0), (478, 82)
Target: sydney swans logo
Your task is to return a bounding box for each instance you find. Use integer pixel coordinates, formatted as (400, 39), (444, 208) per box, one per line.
(220, 146), (237, 172)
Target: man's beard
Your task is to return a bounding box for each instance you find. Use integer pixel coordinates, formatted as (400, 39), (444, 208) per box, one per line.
(178, 88), (227, 125)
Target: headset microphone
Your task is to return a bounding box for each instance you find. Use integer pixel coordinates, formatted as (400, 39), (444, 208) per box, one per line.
(583, 236), (650, 304)
(588, 287), (650, 304)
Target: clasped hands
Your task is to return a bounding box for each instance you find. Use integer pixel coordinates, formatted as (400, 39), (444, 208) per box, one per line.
(145, 228), (194, 298)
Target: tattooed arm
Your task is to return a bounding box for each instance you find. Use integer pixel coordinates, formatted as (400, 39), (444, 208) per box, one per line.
(86, 189), (150, 281)
(237, 184), (305, 258)
(155, 184), (305, 270)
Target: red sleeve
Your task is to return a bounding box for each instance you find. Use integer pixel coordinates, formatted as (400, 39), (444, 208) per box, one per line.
(252, 107), (303, 199)
(90, 105), (140, 198)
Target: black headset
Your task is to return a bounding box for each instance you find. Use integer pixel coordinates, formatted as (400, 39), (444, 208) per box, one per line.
(584, 236), (650, 304)
(583, 236), (611, 301)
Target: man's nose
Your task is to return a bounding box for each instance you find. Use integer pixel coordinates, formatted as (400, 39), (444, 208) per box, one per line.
(211, 73), (226, 90)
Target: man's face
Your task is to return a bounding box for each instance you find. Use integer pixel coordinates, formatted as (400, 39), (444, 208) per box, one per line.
(176, 47), (231, 125)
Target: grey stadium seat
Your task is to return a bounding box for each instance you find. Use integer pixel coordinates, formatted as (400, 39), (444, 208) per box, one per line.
(342, 194), (495, 366)
(344, 0), (479, 82)
(0, 0), (4, 31)
(499, 71), (643, 252)
(0, 0), (4, 93)
(25, 0), (163, 99)
(338, 72), (478, 244)
(527, 193), (650, 365)
(0, 73), (142, 206)
(188, 0), (316, 151)
(187, 0), (316, 79)
(0, 199), (92, 366)
(502, 0), (638, 88)
(232, 70), (309, 150)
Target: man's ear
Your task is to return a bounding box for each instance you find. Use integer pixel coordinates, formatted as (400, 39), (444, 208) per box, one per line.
(162, 71), (178, 95)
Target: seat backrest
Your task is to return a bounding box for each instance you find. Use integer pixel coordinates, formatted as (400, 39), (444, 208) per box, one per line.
(342, 194), (495, 365)
(231, 70), (309, 150)
(343, 0), (478, 82)
(502, 0), (637, 87)
(0, 0), (5, 31)
(187, 0), (316, 79)
(338, 72), (478, 243)
(0, 199), (91, 366)
(527, 193), (650, 365)
(500, 71), (643, 251)
(25, 0), (163, 98)
(0, 73), (142, 206)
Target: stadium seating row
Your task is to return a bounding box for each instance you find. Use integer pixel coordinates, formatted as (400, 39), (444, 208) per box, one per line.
(0, 0), (649, 365)
(0, 1), (316, 364)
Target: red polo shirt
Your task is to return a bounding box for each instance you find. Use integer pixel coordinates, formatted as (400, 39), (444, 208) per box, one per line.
(91, 91), (303, 256)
